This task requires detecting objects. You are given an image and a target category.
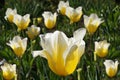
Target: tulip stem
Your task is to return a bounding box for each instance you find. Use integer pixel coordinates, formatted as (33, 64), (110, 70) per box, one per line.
(30, 40), (33, 53)
(17, 57), (22, 80)
(61, 76), (65, 80)
(77, 68), (82, 80)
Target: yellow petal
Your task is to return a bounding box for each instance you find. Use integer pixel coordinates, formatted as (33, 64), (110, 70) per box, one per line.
(8, 14), (14, 23)
(45, 19), (55, 29)
(106, 67), (116, 77)
(64, 45), (78, 75)
(60, 7), (66, 15)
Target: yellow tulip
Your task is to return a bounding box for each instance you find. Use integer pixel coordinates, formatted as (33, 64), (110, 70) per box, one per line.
(7, 36), (27, 57)
(26, 25), (40, 40)
(42, 12), (57, 29)
(104, 60), (119, 77)
(84, 13), (104, 35)
(57, 1), (69, 15)
(13, 14), (30, 31)
(5, 8), (17, 23)
(94, 40), (110, 57)
(1, 63), (16, 80)
(65, 6), (83, 24)
(32, 28), (86, 76)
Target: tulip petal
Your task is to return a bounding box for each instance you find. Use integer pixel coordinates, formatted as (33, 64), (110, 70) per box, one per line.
(63, 44), (78, 75)
(78, 40), (85, 59)
(73, 28), (86, 41)
(40, 33), (54, 56)
(83, 15), (89, 27)
(32, 50), (47, 59)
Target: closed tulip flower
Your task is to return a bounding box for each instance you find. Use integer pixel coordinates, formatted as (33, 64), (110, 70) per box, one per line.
(1, 63), (16, 80)
(7, 36), (27, 57)
(5, 8), (17, 23)
(104, 60), (119, 77)
(13, 14), (30, 31)
(94, 40), (110, 57)
(26, 25), (40, 40)
(84, 13), (104, 35)
(57, 1), (69, 15)
(66, 6), (83, 24)
(32, 28), (86, 76)
(42, 12), (57, 29)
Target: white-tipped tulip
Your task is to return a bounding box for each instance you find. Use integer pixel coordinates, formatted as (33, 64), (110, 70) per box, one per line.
(7, 36), (27, 57)
(42, 11), (57, 29)
(26, 25), (40, 40)
(84, 13), (104, 35)
(32, 28), (86, 76)
(94, 40), (110, 57)
(5, 8), (17, 23)
(57, 1), (69, 15)
(66, 6), (83, 24)
(13, 14), (30, 31)
(1, 63), (16, 80)
(104, 60), (119, 77)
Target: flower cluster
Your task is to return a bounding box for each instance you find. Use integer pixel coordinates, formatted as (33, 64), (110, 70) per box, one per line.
(0, 0), (119, 79)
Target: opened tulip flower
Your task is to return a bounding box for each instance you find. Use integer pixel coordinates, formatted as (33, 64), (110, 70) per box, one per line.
(42, 11), (57, 29)
(57, 1), (69, 15)
(94, 40), (110, 57)
(5, 8), (17, 23)
(26, 25), (40, 40)
(13, 14), (30, 31)
(32, 28), (86, 76)
(66, 6), (82, 24)
(7, 36), (27, 57)
(104, 60), (119, 77)
(84, 13), (104, 35)
(1, 63), (16, 80)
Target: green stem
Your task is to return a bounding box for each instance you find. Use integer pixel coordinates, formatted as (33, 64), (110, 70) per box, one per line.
(61, 76), (65, 80)
(17, 57), (22, 80)
(77, 68), (82, 80)
(26, 40), (34, 78)
(26, 58), (34, 78)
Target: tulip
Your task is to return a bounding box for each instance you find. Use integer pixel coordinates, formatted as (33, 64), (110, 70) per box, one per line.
(32, 28), (86, 76)
(94, 40), (110, 57)
(65, 6), (83, 24)
(104, 60), (119, 77)
(13, 14), (30, 31)
(26, 25), (40, 40)
(7, 36), (27, 57)
(84, 13), (104, 35)
(5, 8), (17, 23)
(57, 1), (69, 15)
(42, 11), (57, 29)
(1, 63), (16, 80)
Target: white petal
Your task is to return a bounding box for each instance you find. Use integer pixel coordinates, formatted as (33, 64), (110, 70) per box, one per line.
(115, 61), (119, 69)
(22, 38), (27, 50)
(23, 14), (30, 21)
(55, 31), (68, 55)
(13, 14), (22, 24)
(63, 44), (78, 63)
(95, 41), (99, 51)
(104, 60), (115, 68)
(75, 6), (82, 14)
(83, 15), (90, 27)
(32, 50), (47, 59)
(66, 7), (74, 17)
(40, 33), (54, 56)
(73, 28), (86, 41)
(90, 13), (98, 20)
(78, 40), (85, 58)
(13, 36), (21, 42)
